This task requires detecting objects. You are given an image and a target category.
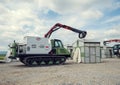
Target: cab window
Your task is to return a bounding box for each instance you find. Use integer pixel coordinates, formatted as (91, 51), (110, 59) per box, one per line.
(54, 40), (63, 48)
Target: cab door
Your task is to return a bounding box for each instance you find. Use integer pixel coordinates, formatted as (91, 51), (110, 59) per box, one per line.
(51, 39), (70, 55)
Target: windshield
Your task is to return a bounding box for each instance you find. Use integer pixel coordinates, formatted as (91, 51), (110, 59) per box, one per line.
(54, 40), (63, 48)
(113, 44), (120, 49)
(118, 45), (120, 49)
(113, 45), (117, 49)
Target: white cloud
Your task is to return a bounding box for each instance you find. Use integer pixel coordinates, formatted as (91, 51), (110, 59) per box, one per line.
(105, 29), (118, 35)
(0, 0), (119, 50)
(104, 15), (120, 23)
(85, 30), (105, 41)
(81, 10), (103, 19)
(104, 25), (120, 38)
(34, 0), (103, 17)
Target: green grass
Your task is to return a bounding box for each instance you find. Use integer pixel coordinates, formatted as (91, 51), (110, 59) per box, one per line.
(0, 55), (5, 60)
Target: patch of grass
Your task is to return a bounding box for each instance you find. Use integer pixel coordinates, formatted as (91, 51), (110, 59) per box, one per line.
(0, 55), (5, 60)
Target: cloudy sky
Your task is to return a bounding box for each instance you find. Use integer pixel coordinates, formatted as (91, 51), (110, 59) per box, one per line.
(0, 0), (120, 50)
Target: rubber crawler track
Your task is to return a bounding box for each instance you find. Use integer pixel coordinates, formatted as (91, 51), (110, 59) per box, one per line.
(20, 56), (66, 66)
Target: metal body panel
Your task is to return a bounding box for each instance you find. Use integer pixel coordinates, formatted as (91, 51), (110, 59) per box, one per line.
(24, 36), (51, 54)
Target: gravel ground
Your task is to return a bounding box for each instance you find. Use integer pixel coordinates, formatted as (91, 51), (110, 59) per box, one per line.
(0, 58), (120, 85)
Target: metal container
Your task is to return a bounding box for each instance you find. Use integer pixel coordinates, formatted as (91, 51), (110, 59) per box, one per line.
(73, 39), (101, 63)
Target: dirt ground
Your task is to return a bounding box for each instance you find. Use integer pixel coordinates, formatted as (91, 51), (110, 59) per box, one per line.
(0, 58), (120, 85)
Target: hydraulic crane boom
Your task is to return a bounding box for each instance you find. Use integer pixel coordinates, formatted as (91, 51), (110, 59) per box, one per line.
(44, 23), (87, 39)
(103, 39), (120, 45)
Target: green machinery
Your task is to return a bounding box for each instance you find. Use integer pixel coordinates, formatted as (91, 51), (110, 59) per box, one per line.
(9, 23), (87, 66)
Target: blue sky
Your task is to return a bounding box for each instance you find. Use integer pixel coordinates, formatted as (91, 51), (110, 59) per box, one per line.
(0, 0), (120, 50)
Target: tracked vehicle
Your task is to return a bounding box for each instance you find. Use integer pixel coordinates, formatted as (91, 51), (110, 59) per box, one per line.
(9, 23), (87, 66)
(113, 44), (120, 57)
(104, 39), (120, 58)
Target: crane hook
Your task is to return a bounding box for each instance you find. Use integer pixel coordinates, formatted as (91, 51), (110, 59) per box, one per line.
(78, 31), (87, 39)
